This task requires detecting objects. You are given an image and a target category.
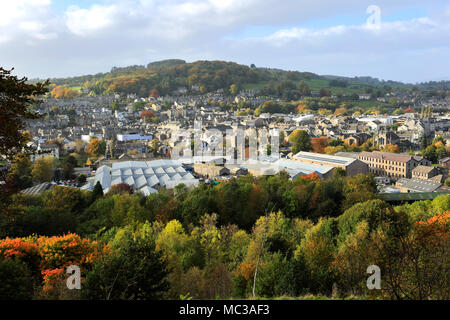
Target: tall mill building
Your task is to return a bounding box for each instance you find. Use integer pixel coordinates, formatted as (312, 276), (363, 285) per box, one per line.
(358, 151), (431, 179)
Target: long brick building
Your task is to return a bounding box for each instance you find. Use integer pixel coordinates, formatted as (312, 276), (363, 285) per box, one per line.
(357, 151), (431, 179)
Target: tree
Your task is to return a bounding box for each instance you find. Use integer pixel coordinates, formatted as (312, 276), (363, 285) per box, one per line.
(311, 137), (328, 154)
(82, 237), (169, 300)
(230, 84), (240, 96)
(393, 108), (404, 115)
(383, 144), (400, 153)
(132, 101), (146, 112)
(149, 88), (160, 99)
(422, 145), (438, 163)
(150, 139), (160, 155)
(0, 68), (48, 160)
(50, 86), (78, 99)
(77, 174), (87, 185)
(140, 110), (155, 121)
(92, 181), (104, 201)
(298, 81), (311, 96)
(31, 156), (55, 183)
(106, 183), (134, 196)
(62, 155), (77, 179)
(289, 130), (312, 154)
(88, 138), (106, 157)
(8, 152), (32, 189)
(421, 134), (428, 150)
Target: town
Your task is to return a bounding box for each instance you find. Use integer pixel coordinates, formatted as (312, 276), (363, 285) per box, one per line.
(9, 72), (450, 204)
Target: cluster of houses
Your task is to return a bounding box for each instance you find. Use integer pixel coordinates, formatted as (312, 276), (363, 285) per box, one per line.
(14, 89), (450, 198)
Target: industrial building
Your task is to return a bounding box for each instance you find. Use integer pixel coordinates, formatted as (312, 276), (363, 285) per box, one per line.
(293, 151), (369, 176)
(358, 151), (431, 179)
(395, 178), (441, 193)
(225, 159), (335, 180)
(81, 160), (199, 195)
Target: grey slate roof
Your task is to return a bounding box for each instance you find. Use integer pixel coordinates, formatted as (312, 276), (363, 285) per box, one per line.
(396, 178), (441, 193)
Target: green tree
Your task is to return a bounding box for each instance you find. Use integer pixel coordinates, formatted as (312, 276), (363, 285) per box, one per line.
(393, 108), (404, 115)
(31, 156), (55, 183)
(0, 259), (33, 300)
(421, 134), (428, 150)
(132, 101), (147, 112)
(289, 130), (312, 154)
(8, 152), (32, 189)
(82, 236), (169, 300)
(77, 174), (87, 185)
(62, 155), (77, 179)
(230, 84), (240, 96)
(92, 181), (104, 201)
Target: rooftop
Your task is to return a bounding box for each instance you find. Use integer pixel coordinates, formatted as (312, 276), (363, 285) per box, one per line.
(293, 151), (356, 166)
(359, 151), (413, 163)
(83, 160), (199, 195)
(380, 192), (447, 202)
(21, 182), (56, 195)
(396, 178), (441, 193)
(412, 165), (435, 174)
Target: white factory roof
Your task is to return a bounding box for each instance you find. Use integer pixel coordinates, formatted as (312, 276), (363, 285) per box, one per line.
(82, 160), (199, 194)
(226, 158), (334, 179)
(293, 151), (356, 167)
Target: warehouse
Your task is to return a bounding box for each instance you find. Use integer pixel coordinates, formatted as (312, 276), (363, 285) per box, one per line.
(81, 160), (199, 195)
(293, 151), (369, 176)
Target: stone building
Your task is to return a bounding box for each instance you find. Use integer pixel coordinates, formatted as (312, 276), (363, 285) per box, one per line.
(293, 151), (369, 176)
(358, 151), (431, 179)
(193, 163), (230, 179)
(412, 166), (438, 181)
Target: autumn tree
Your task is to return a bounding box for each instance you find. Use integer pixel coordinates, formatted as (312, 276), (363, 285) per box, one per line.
(50, 86), (78, 99)
(149, 88), (160, 99)
(383, 144), (400, 153)
(140, 110), (155, 121)
(88, 138), (106, 157)
(311, 137), (328, 154)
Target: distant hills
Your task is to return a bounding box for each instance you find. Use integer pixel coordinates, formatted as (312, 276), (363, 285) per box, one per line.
(44, 59), (449, 98)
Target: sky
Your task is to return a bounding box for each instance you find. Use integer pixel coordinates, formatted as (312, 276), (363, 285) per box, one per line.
(1, 0), (449, 83)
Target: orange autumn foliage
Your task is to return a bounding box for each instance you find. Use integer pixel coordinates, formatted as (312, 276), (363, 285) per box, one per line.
(140, 110), (155, 119)
(302, 173), (321, 182)
(415, 211), (449, 241)
(238, 262), (256, 281)
(0, 233), (107, 293)
(297, 104), (308, 113)
(311, 137), (328, 154)
(0, 238), (39, 260)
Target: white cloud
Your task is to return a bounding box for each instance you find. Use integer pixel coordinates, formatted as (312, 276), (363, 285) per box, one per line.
(65, 5), (119, 36)
(0, 0), (449, 82)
